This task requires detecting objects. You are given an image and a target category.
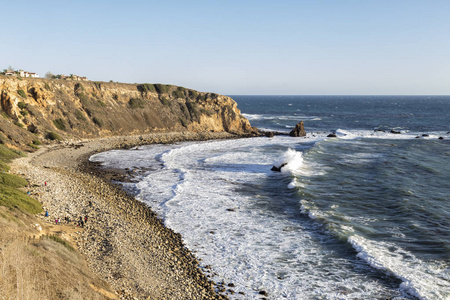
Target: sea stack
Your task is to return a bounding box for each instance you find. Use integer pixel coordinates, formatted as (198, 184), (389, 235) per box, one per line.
(289, 121), (306, 137)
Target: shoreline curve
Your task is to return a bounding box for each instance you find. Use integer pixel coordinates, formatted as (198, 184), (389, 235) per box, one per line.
(12, 132), (246, 299)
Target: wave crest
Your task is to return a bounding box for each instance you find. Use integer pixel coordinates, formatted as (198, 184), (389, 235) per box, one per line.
(273, 148), (303, 174)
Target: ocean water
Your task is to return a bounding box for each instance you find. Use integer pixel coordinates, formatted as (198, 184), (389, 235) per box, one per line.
(90, 96), (450, 300)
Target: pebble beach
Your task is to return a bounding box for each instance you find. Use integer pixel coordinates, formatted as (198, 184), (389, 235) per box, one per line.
(11, 132), (242, 300)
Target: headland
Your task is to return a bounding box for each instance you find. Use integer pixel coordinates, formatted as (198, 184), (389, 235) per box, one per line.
(0, 76), (257, 299)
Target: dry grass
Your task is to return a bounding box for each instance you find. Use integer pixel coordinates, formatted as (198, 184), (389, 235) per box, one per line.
(0, 207), (116, 300)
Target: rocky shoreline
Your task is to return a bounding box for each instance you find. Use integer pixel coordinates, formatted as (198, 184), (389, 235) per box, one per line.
(12, 132), (249, 299)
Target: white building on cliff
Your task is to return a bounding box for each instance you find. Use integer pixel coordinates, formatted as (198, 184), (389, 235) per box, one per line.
(3, 69), (39, 78)
(19, 70), (39, 78)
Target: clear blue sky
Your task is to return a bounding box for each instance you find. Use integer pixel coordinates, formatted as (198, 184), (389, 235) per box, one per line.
(1, 0), (449, 95)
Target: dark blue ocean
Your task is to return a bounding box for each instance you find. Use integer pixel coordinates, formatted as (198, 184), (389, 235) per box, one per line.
(91, 96), (450, 299)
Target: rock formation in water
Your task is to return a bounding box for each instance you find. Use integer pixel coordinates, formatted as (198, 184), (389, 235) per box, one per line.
(271, 163), (287, 172)
(289, 121), (306, 137)
(0, 76), (256, 149)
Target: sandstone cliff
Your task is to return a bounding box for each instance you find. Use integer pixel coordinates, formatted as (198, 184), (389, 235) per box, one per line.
(0, 76), (255, 150)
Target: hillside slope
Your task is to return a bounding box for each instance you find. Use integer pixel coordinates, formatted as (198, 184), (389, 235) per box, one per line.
(0, 76), (255, 149)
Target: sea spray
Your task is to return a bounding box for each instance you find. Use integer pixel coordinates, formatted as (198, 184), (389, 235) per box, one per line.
(273, 148), (304, 174)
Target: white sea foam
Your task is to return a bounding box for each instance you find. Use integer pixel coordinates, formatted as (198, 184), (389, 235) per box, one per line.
(92, 137), (422, 299)
(287, 179), (297, 189)
(340, 152), (384, 165)
(330, 128), (447, 141)
(348, 235), (450, 300)
(274, 148), (304, 174)
(242, 113), (320, 122)
(241, 113), (263, 120)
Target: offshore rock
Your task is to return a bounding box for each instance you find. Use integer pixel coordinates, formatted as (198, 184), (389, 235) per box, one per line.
(271, 163), (287, 172)
(289, 121), (306, 137)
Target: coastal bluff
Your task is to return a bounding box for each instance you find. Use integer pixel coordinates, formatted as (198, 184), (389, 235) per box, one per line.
(0, 76), (256, 149)
(0, 76), (258, 299)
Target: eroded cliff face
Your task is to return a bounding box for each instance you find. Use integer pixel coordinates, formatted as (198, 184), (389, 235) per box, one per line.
(0, 76), (255, 149)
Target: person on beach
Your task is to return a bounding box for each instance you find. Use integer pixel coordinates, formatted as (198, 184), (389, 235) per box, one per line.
(84, 215), (88, 223)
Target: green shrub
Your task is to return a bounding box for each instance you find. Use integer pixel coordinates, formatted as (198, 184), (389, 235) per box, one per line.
(75, 83), (85, 91)
(20, 110), (28, 116)
(0, 144), (42, 214)
(14, 121), (23, 128)
(172, 90), (185, 99)
(154, 84), (169, 94)
(18, 101), (28, 109)
(0, 173), (28, 188)
(1, 112), (9, 119)
(45, 235), (74, 251)
(53, 118), (66, 131)
(200, 108), (215, 116)
(0, 184), (42, 214)
(32, 139), (41, 145)
(0, 162), (9, 171)
(179, 118), (188, 127)
(0, 145), (24, 171)
(92, 117), (103, 127)
(186, 101), (200, 120)
(76, 92), (89, 104)
(46, 131), (62, 141)
(93, 81), (102, 89)
(17, 89), (27, 98)
(189, 90), (199, 98)
(44, 82), (51, 91)
(137, 83), (156, 93)
(74, 110), (86, 121)
(128, 98), (145, 109)
(160, 97), (171, 106)
(97, 100), (106, 107)
(28, 143), (39, 149)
